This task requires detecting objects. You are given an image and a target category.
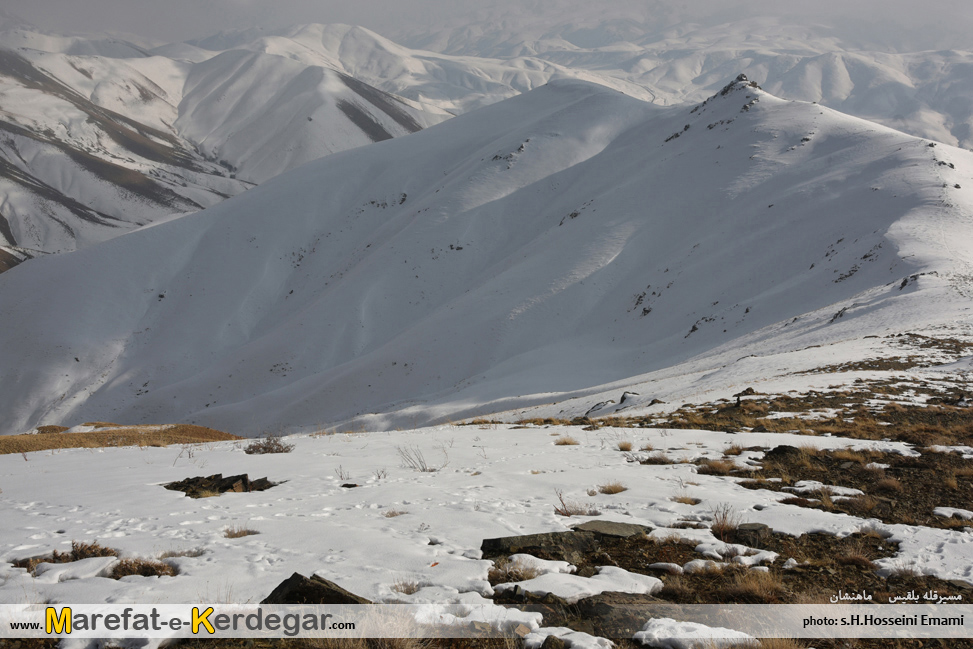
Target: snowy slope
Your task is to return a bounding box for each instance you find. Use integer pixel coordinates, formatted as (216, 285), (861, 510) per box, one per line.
(0, 25), (439, 265)
(1, 77), (972, 436)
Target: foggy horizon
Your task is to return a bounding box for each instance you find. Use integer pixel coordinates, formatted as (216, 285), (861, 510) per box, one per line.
(2, 0), (971, 52)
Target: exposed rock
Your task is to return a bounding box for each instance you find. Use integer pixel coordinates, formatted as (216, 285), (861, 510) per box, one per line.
(732, 522), (771, 545)
(763, 445), (802, 460)
(540, 635), (566, 649)
(261, 572), (372, 605)
(572, 592), (672, 638)
(572, 521), (652, 538)
(164, 473), (277, 498)
(481, 531), (598, 565)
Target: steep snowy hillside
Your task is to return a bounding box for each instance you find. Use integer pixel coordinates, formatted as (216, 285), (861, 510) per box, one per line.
(0, 25), (440, 268)
(2, 77), (971, 436)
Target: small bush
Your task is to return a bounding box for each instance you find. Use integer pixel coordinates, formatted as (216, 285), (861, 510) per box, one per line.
(617, 441), (633, 452)
(224, 525), (259, 538)
(724, 444), (744, 456)
(598, 481), (628, 494)
(111, 558), (177, 579)
(718, 569), (785, 603)
(383, 509), (408, 518)
(244, 434), (294, 455)
(554, 436), (580, 446)
(640, 443), (654, 452)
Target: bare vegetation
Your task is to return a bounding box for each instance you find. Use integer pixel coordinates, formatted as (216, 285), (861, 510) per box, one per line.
(1, 424), (240, 455)
(553, 489), (600, 517)
(224, 525), (259, 538)
(488, 557), (543, 585)
(554, 436), (580, 446)
(111, 558), (177, 579)
(597, 481), (628, 495)
(244, 433), (295, 455)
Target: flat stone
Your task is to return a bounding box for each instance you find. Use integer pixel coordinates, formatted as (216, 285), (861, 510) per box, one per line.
(572, 521), (652, 538)
(480, 531), (598, 564)
(261, 572), (371, 605)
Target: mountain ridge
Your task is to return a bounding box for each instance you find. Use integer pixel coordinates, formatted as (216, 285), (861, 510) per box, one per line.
(1, 77), (970, 435)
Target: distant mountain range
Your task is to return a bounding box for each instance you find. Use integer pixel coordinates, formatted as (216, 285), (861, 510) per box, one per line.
(2, 76), (971, 435)
(2, 19), (972, 273)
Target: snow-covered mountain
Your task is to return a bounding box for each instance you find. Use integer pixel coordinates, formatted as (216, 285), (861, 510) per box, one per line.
(2, 77), (971, 436)
(0, 23), (441, 268)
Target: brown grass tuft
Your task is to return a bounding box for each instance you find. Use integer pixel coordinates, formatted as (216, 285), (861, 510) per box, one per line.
(224, 525), (259, 538)
(617, 441), (633, 452)
(554, 435), (580, 446)
(597, 481), (628, 495)
(111, 558), (177, 579)
(488, 557), (543, 584)
(383, 509), (408, 518)
(696, 459), (735, 475)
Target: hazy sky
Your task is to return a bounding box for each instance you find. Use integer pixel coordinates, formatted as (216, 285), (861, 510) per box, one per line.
(3, 0), (971, 50)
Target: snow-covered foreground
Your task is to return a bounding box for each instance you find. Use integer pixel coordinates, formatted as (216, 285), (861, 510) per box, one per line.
(2, 420), (972, 646)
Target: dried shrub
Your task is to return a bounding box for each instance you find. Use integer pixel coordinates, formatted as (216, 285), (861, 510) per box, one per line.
(553, 489), (600, 517)
(717, 569), (785, 603)
(554, 436), (580, 446)
(724, 444), (744, 456)
(383, 509), (408, 518)
(711, 503), (741, 540)
(244, 434), (294, 455)
(13, 540), (119, 574)
(672, 494), (702, 505)
(874, 477), (903, 493)
(617, 441), (633, 452)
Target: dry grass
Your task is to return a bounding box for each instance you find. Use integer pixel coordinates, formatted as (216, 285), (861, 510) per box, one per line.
(111, 558), (177, 579)
(597, 481), (628, 495)
(616, 441), (633, 452)
(488, 557), (543, 584)
(711, 504), (742, 540)
(0, 424), (240, 455)
(390, 579), (421, 595)
(639, 443), (655, 452)
(672, 494), (702, 505)
(554, 436), (580, 446)
(944, 474), (960, 490)
(158, 548), (205, 559)
(224, 525), (259, 538)
(13, 540), (118, 574)
(724, 444), (744, 456)
(832, 449), (867, 464)
(874, 477), (903, 493)
(696, 459), (735, 475)
(641, 451), (674, 465)
(383, 509), (408, 518)
(244, 434), (294, 455)
(553, 489), (600, 517)
(717, 570), (785, 603)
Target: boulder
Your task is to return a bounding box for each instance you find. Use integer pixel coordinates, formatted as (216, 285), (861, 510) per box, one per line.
(261, 572), (371, 605)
